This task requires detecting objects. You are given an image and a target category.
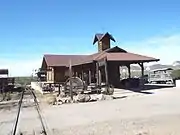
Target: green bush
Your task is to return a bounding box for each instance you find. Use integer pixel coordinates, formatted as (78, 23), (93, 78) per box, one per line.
(171, 69), (180, 80)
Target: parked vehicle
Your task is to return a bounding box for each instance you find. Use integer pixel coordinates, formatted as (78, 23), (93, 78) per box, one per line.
(149, 68), (173, 84)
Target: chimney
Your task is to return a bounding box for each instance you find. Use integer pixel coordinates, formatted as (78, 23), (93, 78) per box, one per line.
(93, 32), (116, 52)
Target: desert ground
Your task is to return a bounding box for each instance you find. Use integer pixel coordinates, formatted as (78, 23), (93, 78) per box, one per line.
(0, 85), (180, 135)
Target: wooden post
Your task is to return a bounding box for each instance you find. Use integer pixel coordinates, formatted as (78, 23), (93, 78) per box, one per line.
(139, 63), (144, 77)
(96, 62), (99, 86)
(127, 65), (131, 78)
(81, 71), (84, 81)
(104, 58), (109, 85)
(81, 65), (84, 81)
(88, 70), (91, 84)
(142, 63), (144, 77)
(69, 60), (73, 100)
(138, 62), (145, 88)
(58, 83), (61, 95)
(75, 72), (78, 77)
(98, 70), (101, 86)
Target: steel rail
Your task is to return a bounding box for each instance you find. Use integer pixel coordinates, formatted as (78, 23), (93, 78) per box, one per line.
(11, 87), (49, 135)
(29, 88), (48, 135)
(11, 90), (25, 135)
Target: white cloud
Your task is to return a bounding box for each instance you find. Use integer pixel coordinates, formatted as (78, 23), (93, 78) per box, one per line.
(123, 34), (180, 65)
(0, 58), (41, 77)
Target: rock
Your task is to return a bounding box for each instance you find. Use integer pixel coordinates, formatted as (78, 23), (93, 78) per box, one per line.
(56, 97), (63, 105)
(73, 96), (79, 103)
(55, 96), (72, 104)
(58, 97), (65, 103)
(96, 94), (113, 101)
(90, 95), (98, 101)
(96, 94), (105, 101)
(64, 97), (72, 103)
(101, 86), (114, 95)
(101, 87), (107, 94)
(60, 91), (66, 98)
(77, 94), (86, 102)
(104, 95), (113, 100)
(84, 94), (91, 102)
(77, 94), (91, 102)
(57, 101), (63, 105)
(46, 95), (57, 105)
(107, 86), (114, 95)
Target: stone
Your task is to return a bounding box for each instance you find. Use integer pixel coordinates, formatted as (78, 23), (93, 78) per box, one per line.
(46, 95), (57, 105)
(104, 95), (113, 100)
(57, 101), (63, 105)
(107, 87), (114, 95)
(90, 95), (98, 101)
(60, 91), (66, 98)
(84, 94), (91, 102)
(101, 87), (107, 94)
(73, 96), (79, 103)
(64, 97), (72, 103)
(56, 97), (63, 105)
(77, 94), (91, 102)
(96, 94), (105, 101)
(96, 94), (113, 101)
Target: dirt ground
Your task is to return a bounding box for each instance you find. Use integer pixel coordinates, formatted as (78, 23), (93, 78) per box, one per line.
(0, 86), (180, 135)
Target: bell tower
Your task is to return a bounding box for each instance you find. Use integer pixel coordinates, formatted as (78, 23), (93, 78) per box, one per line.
(93, 32), (116, 52)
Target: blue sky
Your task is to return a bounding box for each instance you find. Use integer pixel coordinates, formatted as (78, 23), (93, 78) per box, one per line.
(0, 0), (180, 76)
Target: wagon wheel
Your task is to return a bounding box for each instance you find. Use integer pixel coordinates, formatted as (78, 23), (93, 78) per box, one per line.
(64, 77), (84, 95)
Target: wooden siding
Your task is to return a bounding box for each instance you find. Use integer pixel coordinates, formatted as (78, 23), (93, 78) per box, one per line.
(98, 35), (111, 52)
(46, 67), (54, 83)
(54, 67), (67, 82)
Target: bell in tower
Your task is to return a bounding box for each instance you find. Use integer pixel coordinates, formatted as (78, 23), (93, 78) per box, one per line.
(93, 32), (116, 52)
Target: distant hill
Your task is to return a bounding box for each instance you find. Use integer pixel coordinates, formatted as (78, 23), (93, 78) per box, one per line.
(172, 61), (180, 66)
(148, 61), (180, 70)
(127, 61), (180, 71)
(148, 64), (174, 70)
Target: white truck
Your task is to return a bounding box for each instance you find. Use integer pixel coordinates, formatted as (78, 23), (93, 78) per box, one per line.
(149, 68), (173, 84)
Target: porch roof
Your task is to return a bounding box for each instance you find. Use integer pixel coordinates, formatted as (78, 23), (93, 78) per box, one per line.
(98, 52), (159, 63)
(42, 46), (159, 68)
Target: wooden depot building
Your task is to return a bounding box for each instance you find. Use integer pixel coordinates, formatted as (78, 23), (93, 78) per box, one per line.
(39, 32), (159, 88)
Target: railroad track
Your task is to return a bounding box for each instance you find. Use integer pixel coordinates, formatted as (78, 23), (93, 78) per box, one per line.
(11, 86), (50, 135)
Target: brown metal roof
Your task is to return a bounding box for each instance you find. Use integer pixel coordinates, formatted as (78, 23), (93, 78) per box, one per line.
(69, 46), (127, 66)
(101, 52), (159, 63)
(44, 54), (89, 67)
(43, 46), (159, 67)
(93, 32), (116, 44)
(94, 34), (104, 40)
